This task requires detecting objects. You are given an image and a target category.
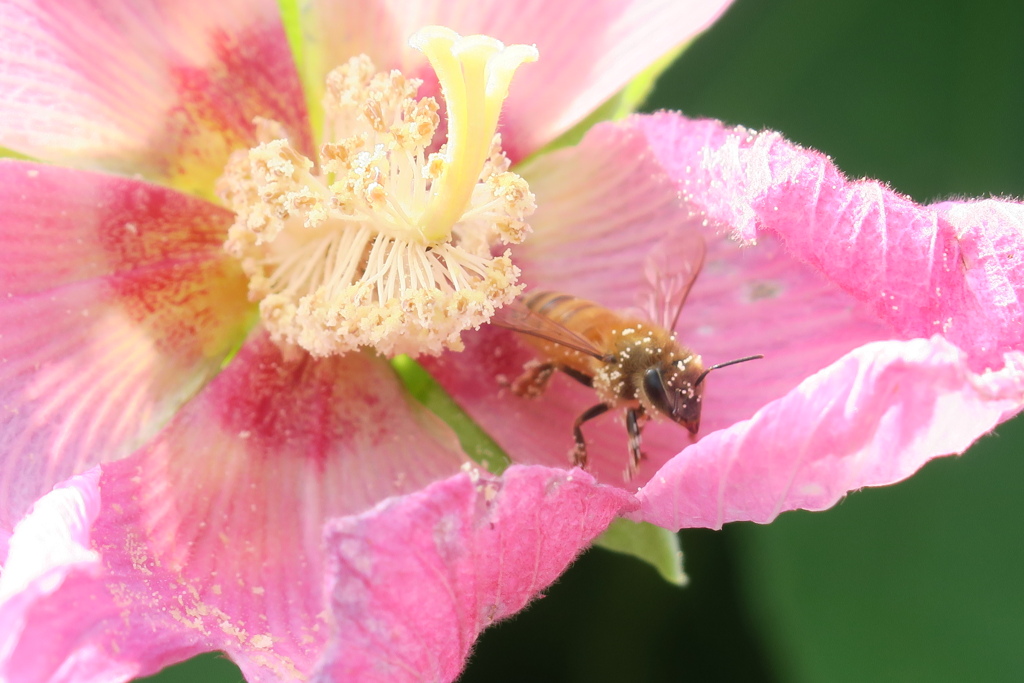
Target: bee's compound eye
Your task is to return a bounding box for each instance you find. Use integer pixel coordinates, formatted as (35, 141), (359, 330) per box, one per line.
(642, 367), (673, 416)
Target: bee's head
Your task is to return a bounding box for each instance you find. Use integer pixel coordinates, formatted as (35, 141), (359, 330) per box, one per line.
(639, 354), (764, 435)
(640, 357), (705, 434)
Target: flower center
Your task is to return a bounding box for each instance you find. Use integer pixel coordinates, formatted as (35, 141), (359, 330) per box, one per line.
(217, 27), (538, 357)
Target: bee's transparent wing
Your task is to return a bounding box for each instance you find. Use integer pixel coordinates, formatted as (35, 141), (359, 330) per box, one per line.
(491, 299), (608, 360)
(639, 227), (707, 331)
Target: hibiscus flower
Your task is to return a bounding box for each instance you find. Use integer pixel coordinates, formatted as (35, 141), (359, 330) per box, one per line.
(2, 2), (1024, 683)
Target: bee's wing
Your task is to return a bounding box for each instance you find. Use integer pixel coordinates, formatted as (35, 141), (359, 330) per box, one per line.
(640, 228), (707, 331)
(491, 299), (609, 360)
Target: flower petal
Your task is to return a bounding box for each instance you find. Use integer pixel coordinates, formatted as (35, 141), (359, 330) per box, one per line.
(0, 333), (471, 681)
(635, 338), (1024, 529)
(0, 469), (136, 683)
(297, 0), (733, 159)
(0, 161), (249, 530)
(515, 120), (687, 309)
(312, 465), (636, 683)
(0, 0), (312, 197)
(633, 112), (1024, 371)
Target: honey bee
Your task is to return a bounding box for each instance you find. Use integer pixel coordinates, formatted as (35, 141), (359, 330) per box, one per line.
(492, 230), (761, 478)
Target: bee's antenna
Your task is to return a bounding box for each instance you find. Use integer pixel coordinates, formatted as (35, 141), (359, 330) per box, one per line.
(694, 354), (764, 387)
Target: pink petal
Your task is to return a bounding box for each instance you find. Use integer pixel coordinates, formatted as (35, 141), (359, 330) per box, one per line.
(633, 112), (1024, 372)
(0, 333), (471, 681)
(302, 0), (733, 159)
(515, 121), (688, 309)
(0, 468), (136, 683)
(0, 0), (312, 197)
(427, 121), (891, 484)
(0, 161), (250, 531)
(313, 465), (636, 683)
(0, 469), (100, 608)
(635, 338), (1024, 529)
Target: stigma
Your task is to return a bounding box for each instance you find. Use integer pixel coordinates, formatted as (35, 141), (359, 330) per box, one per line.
(217, 27), (538, 357)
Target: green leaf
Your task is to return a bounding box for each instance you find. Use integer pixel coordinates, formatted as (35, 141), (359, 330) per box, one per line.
(593, 518), (687, 586)
(133, 651), (242, 682)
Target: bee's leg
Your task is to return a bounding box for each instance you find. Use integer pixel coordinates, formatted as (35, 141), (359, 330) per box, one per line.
(510, 360), (558, 398)
(572, 403), (610, 469)
(560, 366), (594, 388)
(625, 407), (649, 480)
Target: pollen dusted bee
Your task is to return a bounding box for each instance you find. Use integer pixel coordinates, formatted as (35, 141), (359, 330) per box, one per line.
(492, 230), (761, 479)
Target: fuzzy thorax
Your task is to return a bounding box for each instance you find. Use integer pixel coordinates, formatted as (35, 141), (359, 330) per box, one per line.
(217, 27), (537, 357)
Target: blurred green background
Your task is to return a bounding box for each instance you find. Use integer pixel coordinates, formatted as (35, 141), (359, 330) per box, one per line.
(143, 0), (1024, 681)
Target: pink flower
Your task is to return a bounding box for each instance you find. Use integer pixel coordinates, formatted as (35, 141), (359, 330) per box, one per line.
(4, 0), (1024, 681)
(0, 1), (736, 681)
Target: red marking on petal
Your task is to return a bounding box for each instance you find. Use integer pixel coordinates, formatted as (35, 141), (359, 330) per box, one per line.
(198, 335), (465, 479)
(163, 21), (316, 197)
(0, 162), (250, 530)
